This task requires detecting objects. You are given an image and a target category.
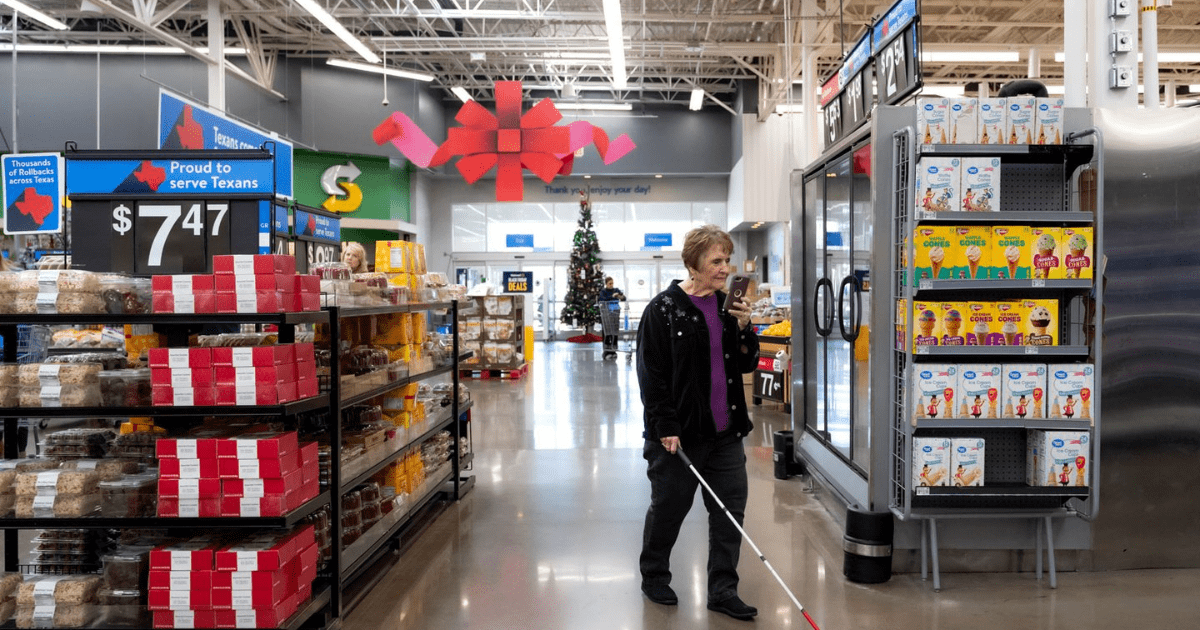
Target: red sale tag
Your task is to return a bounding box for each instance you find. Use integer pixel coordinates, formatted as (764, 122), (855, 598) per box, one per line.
(757, 357), (776, 371)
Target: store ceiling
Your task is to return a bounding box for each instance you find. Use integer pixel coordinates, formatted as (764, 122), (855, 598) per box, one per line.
(14, 1), (1200, 114)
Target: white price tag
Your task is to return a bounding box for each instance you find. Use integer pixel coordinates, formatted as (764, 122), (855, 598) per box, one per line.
(170, 551), (193, 571)
(176, 439), (198, 459)
(174, 611), (196, 629)
(39, 385), (63, 407)
(231, 348), (254, 368)
(236, 441), (259, 459)
(236, 551), (259, 572)
(238, 459), (260, 479)
(231, 591), (255, 609)
(230, 573), (253, 590)
(35, 471), (61, 492)
(178, 460), (202, 478)
(917, 487), (930, 496)
(169, 590), (192, 609)
(235, 610), (257, 628)
(33, 578), (60, 604)
(173, 294), (197, 314)
(234, 369), (257, 388)
(169, 572), (192, 590)
(178, 478), (200, 498)
(1032, 279), (1046, 288)
(916, 346), (930, 355)
(919, 279), (932, 290)
(171, 370), (193, 388)
(32, 495), (56, 517)
(178, 499), (201, 518)
(243, 479), (265, 498)
(1025, 345), (1039, 355)
(33, 604), (56, 625)
(239, 497), (261, 517)
(37, 364), (61, 385)
(174, 275), (194, 293)
(173, 389), (196, 406)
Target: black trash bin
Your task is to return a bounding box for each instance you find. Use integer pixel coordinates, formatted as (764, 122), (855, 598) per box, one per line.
(772, 430), (805, 479)
(843, 506), (893, 584)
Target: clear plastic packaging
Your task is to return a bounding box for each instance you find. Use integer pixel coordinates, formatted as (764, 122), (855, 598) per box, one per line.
(16, 604), (97, 628)
(311, 262), (352, 280)
(16, 494), (102, 518)
(58, 459), (141, 481)
(97, 275), (152, 315)
(97, 589), (141, 606)
(107, 432), (161, 460)
(18, 364), (102, 387)
(45, 353), (127, 370)
(15, 270), (100, 293)
(17, 574), (103, 605)
(98, 473), (157, 517)
(14, 293), (106, 315)
(100, 549), (150, 591)
(15, 471), (101, 497)
(98, 369), (152, 407)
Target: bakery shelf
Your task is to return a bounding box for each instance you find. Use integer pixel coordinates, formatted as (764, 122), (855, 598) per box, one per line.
(338, 364), (458, 409)
(339, 468), (454, 582)
(339, 409), (457, 492)
(915, 418), (1092, 431)
(0, 491), (330, 530)
(0, 311), (329, 326)
(0, 394), (331, 419)
(283, 585), (332, 630)
(913, 279), (1093, 292)
(329, 302), (455, 319)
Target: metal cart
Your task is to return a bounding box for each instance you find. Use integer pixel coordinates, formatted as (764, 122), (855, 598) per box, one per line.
(598, 300), (635, 361)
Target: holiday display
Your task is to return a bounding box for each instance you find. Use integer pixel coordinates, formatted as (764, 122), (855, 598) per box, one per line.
(559, 193), (604, 340)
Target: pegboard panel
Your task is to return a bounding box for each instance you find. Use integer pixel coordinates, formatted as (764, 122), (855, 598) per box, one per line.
(999, 163), (1068, 212)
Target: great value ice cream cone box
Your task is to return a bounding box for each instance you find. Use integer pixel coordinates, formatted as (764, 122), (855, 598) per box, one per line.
(1030, 227), (1062, 279)
(917, 97), (950, 144)
(1019, 298), (1059, 346)
(1047, 364), (1095, 421)
(1060, 227), (1094, 279)
(951, 226), (992, 280)
(1002, 364), (1047, 419)
(1035, 97), (1065, 145)
(913, 364), (957, 422)
(965, 301), (998, 346)
(957, 364), (1002, 419)
(951, 438), (985, 487)
(913, 226), (954, 281)
(1006, 97), (1036, 145)
(992, 226), (1031, 279)
(913, 438), (951, 487)
(995, 301), (1024, 345)
(939, 302), (967, 346)
(978, 98), (1007, 145)
(949, 98), (979, 144)
(1027, 430), (1090, 487)
(915, 158), (960, 214)
(912, 301), (942, 347)
(960, 158), (1001, 212)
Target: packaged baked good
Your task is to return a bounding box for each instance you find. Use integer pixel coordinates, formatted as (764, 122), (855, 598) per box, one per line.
(16, 604), (97, 628)
(101, 548), (151, 591)
(60, 460), (141, 481)
(14, 293), (106, 315)
(20, 385), (102, 409)
(98, 473), (156, 517)
(17, 575), (102, 606)
(22, 363), (103, 387)
(45, 353), (127, 370)
(0, 573), (22, 601)
(97, 275), (152, 315)
(98, 369), (152, 407)
(16, 470), (101, 497)
(16, 494), (102, 518)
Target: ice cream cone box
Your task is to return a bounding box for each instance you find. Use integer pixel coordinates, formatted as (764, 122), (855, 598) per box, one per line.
(1047, 364), (1094, 421)
(912, 301), (942, 347)
(957, 364), (1002, 419)
(913, 438), (951, 487)
(1035, 97), (1065, 145)
(1060, 227), (1094, 280)
(977, 98), (1007, 145)
(1020, 298), (1059, 346)
(895, 299), (908, 351)
(913, 226), (954, 281)
(951, 226), (992, 280)
(1030, 227), (1063, 279)
(917, 97), (950, 144)
(915, 159), (960, 215)
(913, 364), (957, 422)
(949, 98), (979, 144)
(992, 226), (1031, 279)
(939, 302), (968, 346)
(995, 301), (1024, 346)
(1027, 430), (1090, 487)
(951, 438), (985, 487)
(1006, 97), (1036, 145)
(960, 158), (1001, 213)
(966, 301), (999, 346)
(1002, 364), (1047, 419)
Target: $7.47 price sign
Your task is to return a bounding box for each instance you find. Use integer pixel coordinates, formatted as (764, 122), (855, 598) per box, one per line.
(111, 201), (231, 272)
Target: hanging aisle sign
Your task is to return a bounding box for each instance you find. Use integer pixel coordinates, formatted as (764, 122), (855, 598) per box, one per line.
(873, 0), (921, 107)
(2, 152), (64, 235)
(292, 204), (341, 273)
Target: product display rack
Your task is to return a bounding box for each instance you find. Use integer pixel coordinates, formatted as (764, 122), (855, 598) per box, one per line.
(0, 309), (336, 630)
(324, 302), (469, 614)
(889, 127), (1104, 591)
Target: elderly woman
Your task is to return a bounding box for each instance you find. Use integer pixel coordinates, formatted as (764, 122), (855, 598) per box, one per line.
(635, 224), (759, 621)
(342, 242), (369, 274)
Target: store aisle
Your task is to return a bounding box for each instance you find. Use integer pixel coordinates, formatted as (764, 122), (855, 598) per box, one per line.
(344, 342), (1199, 630)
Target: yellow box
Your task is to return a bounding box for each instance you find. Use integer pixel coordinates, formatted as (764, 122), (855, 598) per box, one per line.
(1018, 298), (1059, 346)
(965, 301), (998, 346)
(950, 226), (991, 280)
(913, 226), (953, 281)
(415, 244), (427, 274)
(1030, 227), (1063, 279)
(403, 242), (417, 273)
(1060, 227), (1094, 280)
(912, 301), (942, 347)
(375, 241), (406, 273)
(938, 301), (967, 346)
(992, 226), (1031, 280)
(895, 299), (908, 351)
(994, 300), (1024, 346)
(412, 312), (427, 344)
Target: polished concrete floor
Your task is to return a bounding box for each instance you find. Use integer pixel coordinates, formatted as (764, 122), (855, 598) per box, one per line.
(344, 342), (1200, 630)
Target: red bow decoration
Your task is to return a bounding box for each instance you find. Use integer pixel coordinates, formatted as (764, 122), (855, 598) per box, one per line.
(373, 81), (635, 201)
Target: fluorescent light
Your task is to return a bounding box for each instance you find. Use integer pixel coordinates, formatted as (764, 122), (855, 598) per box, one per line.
(601, 0), (627, 89)
(1045, 85), (1066, 95)
(922, 51), (1020, 63)
(451, 87), (473, 102)
(327, 58), (435, 82)
(294, 0), (381, 64)
(1191, 85), (1200, 93)
(0, 0), (69, 30)
(1056, 51), (1200, 63)
(775, 104), (804, 114)
(555, 102), (632, 111)
(0, 43), (246, 55)
(689, 88), (704, 111)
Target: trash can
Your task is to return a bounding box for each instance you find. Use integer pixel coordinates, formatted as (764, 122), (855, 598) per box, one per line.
(772, 430), (798, 480)
(843, 506), (893, 584)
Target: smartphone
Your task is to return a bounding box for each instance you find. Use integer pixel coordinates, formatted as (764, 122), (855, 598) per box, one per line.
(723, 275), (751, 310)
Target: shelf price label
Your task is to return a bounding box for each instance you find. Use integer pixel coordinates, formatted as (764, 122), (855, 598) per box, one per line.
(1032, 279), (1046, 288)
(1025, 345), (1040, 355)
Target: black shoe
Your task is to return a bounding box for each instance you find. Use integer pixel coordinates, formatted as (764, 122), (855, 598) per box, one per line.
(707, 595), (758, 621)
(641, 583), (678, 606)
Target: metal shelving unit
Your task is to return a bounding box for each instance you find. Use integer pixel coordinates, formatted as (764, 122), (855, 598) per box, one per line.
(890, 127), (1104, 591)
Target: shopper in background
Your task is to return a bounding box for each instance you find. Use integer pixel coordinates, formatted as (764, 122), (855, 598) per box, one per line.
(635, 224), (760, 621)
(342, 242), (369, 274)
(599, 276), (625, 302)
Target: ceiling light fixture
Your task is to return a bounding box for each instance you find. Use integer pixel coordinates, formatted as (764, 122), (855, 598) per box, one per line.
(601, 0), (627, 89)
(294, 0), (381, 64)
(0, 0), (69, 30)
(689, 88), (704, 111)
(451, 87), (473, 102)
(327, 58), (435, 82)
(922, 51), (1020, 63)
(555, 102), (632, 111)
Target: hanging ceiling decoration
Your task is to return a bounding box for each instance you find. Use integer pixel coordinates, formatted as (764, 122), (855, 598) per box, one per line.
(374, 81), (634, 202)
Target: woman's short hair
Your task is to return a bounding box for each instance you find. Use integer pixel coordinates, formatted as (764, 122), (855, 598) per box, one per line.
(681, 225), (734, 272)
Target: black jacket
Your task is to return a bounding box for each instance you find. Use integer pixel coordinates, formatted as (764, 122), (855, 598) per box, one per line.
(636, 280), (760, 442)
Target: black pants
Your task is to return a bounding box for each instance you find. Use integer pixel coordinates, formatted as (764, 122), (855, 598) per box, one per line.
(639, 434), (748, 602)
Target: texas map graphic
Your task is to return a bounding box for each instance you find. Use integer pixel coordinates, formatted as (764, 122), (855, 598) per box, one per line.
(4, 187), (57, 233)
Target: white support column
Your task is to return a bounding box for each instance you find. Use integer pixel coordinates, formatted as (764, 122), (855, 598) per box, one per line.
(1063, 0), (1087, 107)
(1142, 0), (1160, 109)
(979, 82), (990, 99)
(10, 9), (18, 153)
(1028, 47), (1041, 79)
(207, 0), (226, 112)
(801, 0), (818, 164)
(1089, 0), (1139, 109)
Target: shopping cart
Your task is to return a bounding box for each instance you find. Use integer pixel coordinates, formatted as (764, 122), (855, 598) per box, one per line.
(598, 300), (635, 361)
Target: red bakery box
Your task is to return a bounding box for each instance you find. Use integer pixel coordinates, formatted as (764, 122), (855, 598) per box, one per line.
(216, 449), (301, 480)
(149, 569), (217, 592)
(149, 348), (214, 369)
(222, 468), (303, 498)
(211, 345), (291, 368)
(214, 364), (297, 387)
(212, 254), (296, 276)
(158, 497), (221, 518)
(214, 274), (295, 293)
(158, 477), (221, 499)
(153, 385), (218, 407)
(215, 291), (286, 314)
(150, 538), (226, 571)
(214, 381), (297, 406)
(217, 431), (299, 460)
(159, 457), (220, 480)
(214, 525), (314, 572)
(212, 590), (303, 629)
(290, 291), (321, 313)
(152, 292), (218, 314)
(148, 586), (213, 611)
(219, 494), (289, 517)
(152, 275), (216, 294)
(157, 433), (225, 459)
(153, 610), (217, 629)
(293, 342), (315, 363)
(152, 367), (217, 389)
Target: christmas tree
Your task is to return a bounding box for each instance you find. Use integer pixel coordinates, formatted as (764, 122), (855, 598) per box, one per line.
(560, 192), (604, 340)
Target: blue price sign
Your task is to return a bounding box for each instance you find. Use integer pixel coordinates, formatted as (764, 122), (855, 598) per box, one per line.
(506, 234), (534, 248)
(3, 152), (64, 235)
(294, 208), (340, 243)
(503, 271), (533, 293)
(645, 233), (672, 247)
(66, 157), (274, 196)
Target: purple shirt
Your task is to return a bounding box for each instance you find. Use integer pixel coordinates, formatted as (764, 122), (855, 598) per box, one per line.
(688, 293), (730, 432)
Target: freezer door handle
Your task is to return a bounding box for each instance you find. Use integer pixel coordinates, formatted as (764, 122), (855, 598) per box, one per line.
(838, 275), (863, 342)
(814, 277), (834, 337)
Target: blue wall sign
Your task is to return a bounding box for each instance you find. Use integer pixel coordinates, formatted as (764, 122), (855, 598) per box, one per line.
(66, 157), (275, 196)
(506, 234), (534, 248)
(644, 233), (673, 247)
(3, 152), (64, 234)
(294, 208), (340, 243)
